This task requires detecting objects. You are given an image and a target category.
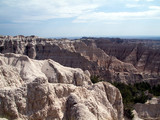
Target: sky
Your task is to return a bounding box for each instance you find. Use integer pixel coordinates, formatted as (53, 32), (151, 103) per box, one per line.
(0, 0), (160, 37)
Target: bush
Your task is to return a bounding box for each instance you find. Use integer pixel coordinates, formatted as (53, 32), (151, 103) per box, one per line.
(150, 84), (160, 96)
(111, 82), (153, 119)
(90, 75), (102, 84)
(134, 92), (149, 103)
(124, 108), (134, 119)
(134, 82), (151, 91)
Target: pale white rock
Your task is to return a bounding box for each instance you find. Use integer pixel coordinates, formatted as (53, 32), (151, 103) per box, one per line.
(132, 110), (143, 120)
(0, 53), (92, 87)
(0, 65), (23, 88)
(0, 53), (124, 120)
(0, 80), (123, 120)
(0, 36), (142, 84)
(0, 118), (8, 120)
(146, 97), (159, 104)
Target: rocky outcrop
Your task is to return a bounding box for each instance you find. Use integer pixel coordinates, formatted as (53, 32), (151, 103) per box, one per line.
(1, 35), (160, 84)
(0, 81), (123, 120)
(0, 35), (142, 84)
(0, 53), (91, 87)
(0, 65), (23, 88)
(134, 97), (160, 120)
(0, 53), (124, 120)
(83, 38), (160, 84)
(92, 38), (160, 75)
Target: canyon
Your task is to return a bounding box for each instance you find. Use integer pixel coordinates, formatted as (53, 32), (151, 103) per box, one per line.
(0, 35), (160, 84)
(0, 35), (160, 120)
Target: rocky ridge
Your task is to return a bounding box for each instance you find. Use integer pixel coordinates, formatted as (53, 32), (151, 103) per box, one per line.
(0, 35), (145, 84)
(92, 38), (160, 74)
(0, 53), (123, 120)
(0, 35), (160, 84)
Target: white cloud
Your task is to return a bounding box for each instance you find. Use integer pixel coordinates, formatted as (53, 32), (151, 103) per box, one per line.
(149, 6), (160, 9)
(126, 4), (143, 8)
(73, 9), (160, 23)
(133, 0), (154, 2)
(146, 0), (154, 2)
(0, 0), (159, 24)
(0, 0), (99, 22)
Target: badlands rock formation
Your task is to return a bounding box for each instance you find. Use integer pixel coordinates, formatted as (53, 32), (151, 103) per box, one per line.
(91, 38), (160, 74)
(0, 53), (123, 120)
(0, 35), (160, 84)
(92, 38), (160, 85)
(0, 53), (92, 87)
(0, 35), (144, 84)
(134, 97), (160, 120)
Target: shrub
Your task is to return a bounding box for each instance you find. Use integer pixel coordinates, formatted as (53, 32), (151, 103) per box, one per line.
(111, 82), (153, 119)
(90, 75), (102, 83)
(124, 108), (134, 119)
(150, 84), (160, 96)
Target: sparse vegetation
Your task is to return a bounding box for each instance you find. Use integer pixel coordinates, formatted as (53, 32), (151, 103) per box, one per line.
(90, 75), (102, 83)
(124, 107), (134, 119)
(90, 76), (160, 119)
(111, 82), (159, 119)
(150, 84), (160, 96)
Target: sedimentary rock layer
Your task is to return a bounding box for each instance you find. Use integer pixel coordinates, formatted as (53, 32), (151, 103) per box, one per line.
(0, 35), (159, 84)
(0, 53), (123, 120)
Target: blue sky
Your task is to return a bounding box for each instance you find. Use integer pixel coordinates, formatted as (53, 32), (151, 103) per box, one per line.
(0, 0), (160, 37)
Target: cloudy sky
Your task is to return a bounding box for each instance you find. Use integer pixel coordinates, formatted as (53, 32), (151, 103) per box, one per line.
(0, 0), (160, 37)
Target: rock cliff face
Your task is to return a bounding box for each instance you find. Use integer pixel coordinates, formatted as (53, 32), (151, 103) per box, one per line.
(0, 35), (142, 84)
(0, 53), (91, 87)
(83, 38), (160, 84)
(92, 38), (160, 75)
(0, 35), (160, 84)
(134, 97), (160, 120)
(0, 53), (123, 120)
